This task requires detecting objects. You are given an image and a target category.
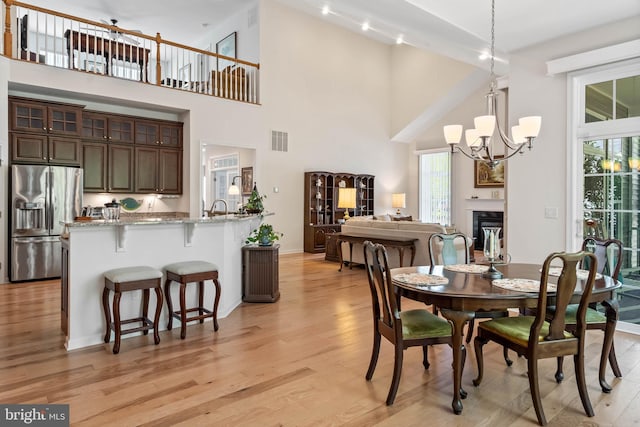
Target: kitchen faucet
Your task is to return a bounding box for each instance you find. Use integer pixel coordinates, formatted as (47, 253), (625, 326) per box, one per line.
(209, 199), (228, 216)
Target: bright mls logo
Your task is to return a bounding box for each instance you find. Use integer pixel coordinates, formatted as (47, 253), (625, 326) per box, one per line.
(1, 404), (69, 426)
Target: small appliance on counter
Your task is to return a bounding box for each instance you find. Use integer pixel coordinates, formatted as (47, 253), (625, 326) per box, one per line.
(103, 199), (121, 220)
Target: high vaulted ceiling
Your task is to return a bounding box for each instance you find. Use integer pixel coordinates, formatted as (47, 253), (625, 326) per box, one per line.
(28, 0), (640, 70)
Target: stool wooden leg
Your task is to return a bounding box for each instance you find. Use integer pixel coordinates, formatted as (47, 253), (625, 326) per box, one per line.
(164, 279), (174, 330)
(142, 288), (150, 336)
(112, 291), (122, 354)
(102, 287), (111, 343)
(212, 278), (221, 331)
(198, 281), (205, 323)
(153, 286), (163, 345)
(179, 282), (188, 339)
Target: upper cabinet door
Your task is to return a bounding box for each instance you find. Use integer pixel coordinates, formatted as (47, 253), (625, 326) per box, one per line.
(48, 105), (81, 136)
(159, 123), (183, 147)
(11, 101), (47, 133)
(108, 116), (135, 144)
(10, 99), (81, 136)
(135, 120), (160, 145)
(82, 113), (108, 141)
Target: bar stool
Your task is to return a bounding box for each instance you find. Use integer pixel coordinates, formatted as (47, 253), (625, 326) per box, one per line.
(164, 261), (221, 339)
(102, 266), (163, 354)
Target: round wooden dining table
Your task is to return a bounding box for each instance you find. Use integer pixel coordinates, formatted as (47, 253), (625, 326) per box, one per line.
(390, 263), (621, 415)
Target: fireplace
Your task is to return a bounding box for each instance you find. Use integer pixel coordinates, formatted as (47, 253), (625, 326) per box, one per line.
(473, 211), (504, 250)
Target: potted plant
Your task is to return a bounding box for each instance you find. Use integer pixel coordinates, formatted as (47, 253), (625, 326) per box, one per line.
(246, 223), (283, 246)
(245, 183), (265, 214)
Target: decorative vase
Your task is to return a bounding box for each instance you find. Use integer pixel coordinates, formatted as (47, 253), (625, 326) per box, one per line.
(482, 226), (503, 279)
(258, 234), (273, 246)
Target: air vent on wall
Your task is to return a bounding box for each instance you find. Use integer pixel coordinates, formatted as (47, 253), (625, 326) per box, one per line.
(271, 130), (288, 152)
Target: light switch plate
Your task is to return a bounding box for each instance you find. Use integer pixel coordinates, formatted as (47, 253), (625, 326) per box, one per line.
(544, 207), (558, 219)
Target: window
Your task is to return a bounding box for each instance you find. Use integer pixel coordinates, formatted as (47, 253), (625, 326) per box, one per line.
(208, 154), (240, 212)
(570, 59), (640, 329)
(419, 150), (451, 224)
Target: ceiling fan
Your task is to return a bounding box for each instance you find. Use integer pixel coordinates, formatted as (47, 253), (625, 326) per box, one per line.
(81, 18), (142, 45)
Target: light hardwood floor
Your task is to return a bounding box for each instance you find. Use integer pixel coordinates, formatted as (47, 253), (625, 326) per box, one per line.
(1, 253), (639, 426)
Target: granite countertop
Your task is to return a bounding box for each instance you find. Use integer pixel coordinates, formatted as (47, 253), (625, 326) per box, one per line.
(64, 212), (272, 228)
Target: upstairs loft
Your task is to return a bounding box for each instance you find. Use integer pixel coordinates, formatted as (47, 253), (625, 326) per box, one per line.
(1, 0), (260, 105)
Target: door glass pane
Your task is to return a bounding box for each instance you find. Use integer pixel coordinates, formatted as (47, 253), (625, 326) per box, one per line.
(584, 136), (640, 324)
(585, 81), (613, 122)
(617, 75), (640, 119)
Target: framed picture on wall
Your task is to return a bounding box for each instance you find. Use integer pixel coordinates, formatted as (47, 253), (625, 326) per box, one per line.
(241, 167), (253, 195)
(474, 157), (505, 188)
(216, 32), (237, 71)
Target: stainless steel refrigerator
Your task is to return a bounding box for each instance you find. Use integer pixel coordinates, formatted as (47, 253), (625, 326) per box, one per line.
(10, 165), (83, 282)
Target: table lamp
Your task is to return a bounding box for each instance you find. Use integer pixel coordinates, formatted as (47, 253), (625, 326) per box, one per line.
(338, 188), (357, 221)
(392, 193), (406, 216)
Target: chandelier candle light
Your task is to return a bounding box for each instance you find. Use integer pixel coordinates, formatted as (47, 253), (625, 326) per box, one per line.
(443, 0), (542, 169)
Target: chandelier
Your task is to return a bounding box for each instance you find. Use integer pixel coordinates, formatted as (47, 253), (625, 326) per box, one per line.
(443, 0), (541, 168)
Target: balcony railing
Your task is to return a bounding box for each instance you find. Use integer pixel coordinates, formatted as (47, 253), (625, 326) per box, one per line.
(2, 1), (260, 104)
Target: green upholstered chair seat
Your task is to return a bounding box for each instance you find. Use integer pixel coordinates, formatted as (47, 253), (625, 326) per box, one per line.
(400, 309), (451, 339)
(478, 316), (573, 347)
(548, 304), (606, 324)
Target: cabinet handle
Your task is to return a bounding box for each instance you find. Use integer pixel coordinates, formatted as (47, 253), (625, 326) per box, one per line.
(49, 128), (52, 131)
(103, 136), (107, 139)
(43, 157), (46, 160)
(42, 127), (47, 131)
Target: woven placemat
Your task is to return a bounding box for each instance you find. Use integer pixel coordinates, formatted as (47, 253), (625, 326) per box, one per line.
(393, 273), (449, 286)
(546, 267), (603, 280)
(444, 264), (489, 274)
(491, 278), (556, 293)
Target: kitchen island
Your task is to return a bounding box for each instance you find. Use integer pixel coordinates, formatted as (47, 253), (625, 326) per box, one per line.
(61, 214), (266, 351)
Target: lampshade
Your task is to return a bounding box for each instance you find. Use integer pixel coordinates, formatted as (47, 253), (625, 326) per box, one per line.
(391, 193), (406, 209)
(392, 193), (406, 215)
(228, 176), (241, 195)
(337, 188), (357, 209)
(338, 187), (357, 221)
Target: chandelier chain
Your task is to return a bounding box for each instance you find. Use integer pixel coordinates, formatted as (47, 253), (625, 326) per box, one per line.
(490, 0), (496, 89)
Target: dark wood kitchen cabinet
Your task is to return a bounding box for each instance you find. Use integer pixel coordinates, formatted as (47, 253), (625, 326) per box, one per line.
(82, 142), (133, 193)
(82, 112), (135, 144)
(135, 120), (182, 147)
(11, 132), (81, 165)
(10, 98), (82, 136)
(135, 147), (181, 194)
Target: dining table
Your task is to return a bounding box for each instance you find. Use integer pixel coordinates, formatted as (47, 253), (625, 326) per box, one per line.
(390, 262), (621, 415)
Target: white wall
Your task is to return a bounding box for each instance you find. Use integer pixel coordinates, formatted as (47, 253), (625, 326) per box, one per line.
(258, 0), (413, 244)
(508, 16), (640, 263)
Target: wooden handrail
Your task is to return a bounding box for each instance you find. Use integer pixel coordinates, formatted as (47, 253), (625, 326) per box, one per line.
(10, 0), (156, 42)
(3, 0), (12, 56)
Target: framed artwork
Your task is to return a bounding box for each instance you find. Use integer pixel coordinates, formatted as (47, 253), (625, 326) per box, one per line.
(241, 167), (253, 195)
(216, 32), (237, 71)
(474, 157), (505, 188)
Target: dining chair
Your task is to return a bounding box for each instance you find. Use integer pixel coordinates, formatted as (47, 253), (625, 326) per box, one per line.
(428, 232), (509, 345)
(363, 240), (463, 405)
(473, 251), (597, 426)
(551, 236), (623, 393)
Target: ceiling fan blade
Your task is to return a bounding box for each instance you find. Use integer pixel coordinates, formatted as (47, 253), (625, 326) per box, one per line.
(117, 34), (140, 45)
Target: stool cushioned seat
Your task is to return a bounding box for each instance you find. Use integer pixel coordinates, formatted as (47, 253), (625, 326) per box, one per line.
(104, 266), (163, 283)
(164, 261), (218, 276)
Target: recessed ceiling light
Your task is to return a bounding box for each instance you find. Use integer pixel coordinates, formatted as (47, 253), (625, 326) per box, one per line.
(396, 35), (404, 45)
(322, 5), (329, 15)
(361, 22), (369, 31)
